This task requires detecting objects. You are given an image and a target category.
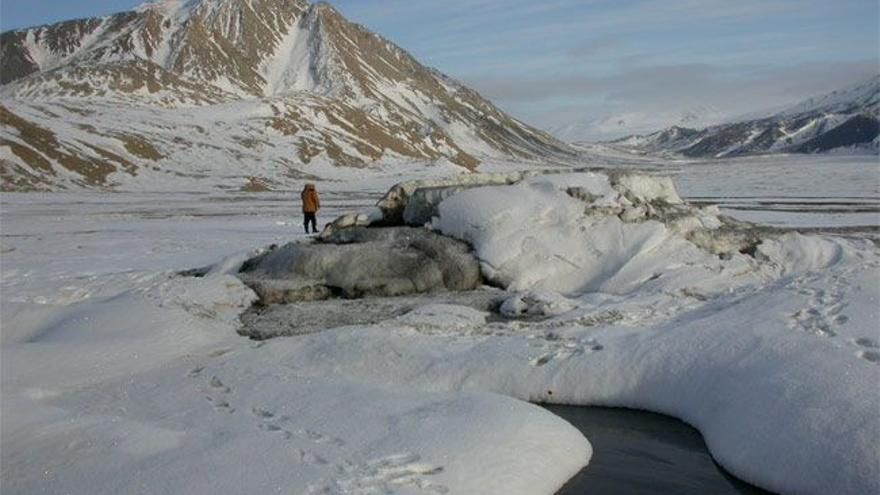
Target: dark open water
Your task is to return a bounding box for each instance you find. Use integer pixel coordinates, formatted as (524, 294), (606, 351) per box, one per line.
(545, 405), (774, 495)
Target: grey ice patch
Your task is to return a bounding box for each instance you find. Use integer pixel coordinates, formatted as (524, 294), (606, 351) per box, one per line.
(239, 288), (506, 340)
(238, 227), (482, 304)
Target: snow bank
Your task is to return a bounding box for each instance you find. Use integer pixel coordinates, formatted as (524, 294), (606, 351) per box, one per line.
(435, 172), (759, 296)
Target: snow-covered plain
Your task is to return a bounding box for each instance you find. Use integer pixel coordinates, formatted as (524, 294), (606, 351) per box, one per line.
(2, 155), (879, 495)
(672, 154), (880, 231)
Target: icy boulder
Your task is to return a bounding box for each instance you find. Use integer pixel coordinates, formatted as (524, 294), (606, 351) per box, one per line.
(313, 170), (765, 300)
(323, 170), (741, 247)
(239, 227), (481, 303)
(374, 171), (533, 225)
(612, 172), (683, 205)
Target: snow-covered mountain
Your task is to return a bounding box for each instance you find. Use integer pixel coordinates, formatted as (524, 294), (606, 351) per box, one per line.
(0, 0), (573, 191)
(548, 105), (725, 143)
(604, 76), (880, 158)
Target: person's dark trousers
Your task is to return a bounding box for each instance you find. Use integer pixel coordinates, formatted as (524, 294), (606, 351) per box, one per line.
(304, 212), (317, 233)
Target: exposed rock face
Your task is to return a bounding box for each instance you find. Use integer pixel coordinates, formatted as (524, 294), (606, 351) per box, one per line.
(239, 226), (482, 303)
(1, 0), (574, 191)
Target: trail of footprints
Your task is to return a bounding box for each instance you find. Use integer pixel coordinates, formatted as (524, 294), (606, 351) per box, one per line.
(189, 349), (447, 494)
(249, 407), (447, 494)
(307, 454), (447, 495)
(787, 272), (879, 364)
(789, 280), (848, 338)
(852, 337), (880, 363)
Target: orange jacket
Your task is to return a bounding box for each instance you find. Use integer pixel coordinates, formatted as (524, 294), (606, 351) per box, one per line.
(301, 184), (320, 213)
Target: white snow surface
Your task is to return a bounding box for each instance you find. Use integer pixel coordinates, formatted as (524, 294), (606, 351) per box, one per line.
(2, 165), (879, 495)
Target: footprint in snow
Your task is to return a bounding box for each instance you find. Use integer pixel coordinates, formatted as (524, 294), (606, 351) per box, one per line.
(251, 408), (346, 448)
(789, 308), (836, 338)
(204, 376), (234, 413)
(206, 396), (234, 413)
(529, 333), (603, 367)
(299, 449), (329, 466)
(209, 376), (231, 393)
(857, 350), (880, 363)
(852, 338), (880, 364)
(297, 429), (346, 448)
(788, 272), (850, 340)
(207, 348), (233, 358)
(853, 337), (878, 348)
(308, 453), (447, 494)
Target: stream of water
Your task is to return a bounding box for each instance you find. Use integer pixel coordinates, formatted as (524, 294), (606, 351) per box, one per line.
(546, 405), (774, 495)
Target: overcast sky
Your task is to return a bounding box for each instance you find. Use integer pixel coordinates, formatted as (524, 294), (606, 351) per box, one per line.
(2, 0), (878, 137)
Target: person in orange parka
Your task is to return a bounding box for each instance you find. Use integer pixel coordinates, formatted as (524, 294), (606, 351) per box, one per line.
(301, 183), (320, 234)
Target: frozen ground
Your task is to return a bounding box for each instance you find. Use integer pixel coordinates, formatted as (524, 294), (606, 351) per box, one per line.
(1, 155), (879, 495)
(670, 154), (879, 232)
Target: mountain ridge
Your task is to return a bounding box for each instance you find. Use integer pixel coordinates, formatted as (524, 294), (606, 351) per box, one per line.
(600, 76), (880, 158)
(0, 0), (575, 191)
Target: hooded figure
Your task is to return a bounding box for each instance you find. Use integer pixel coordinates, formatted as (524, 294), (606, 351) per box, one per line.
(301, 183), (320, 234)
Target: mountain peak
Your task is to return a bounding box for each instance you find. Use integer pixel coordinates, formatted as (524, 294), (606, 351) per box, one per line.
(0, 0), (573, 191)
(135, 0), (197, 13)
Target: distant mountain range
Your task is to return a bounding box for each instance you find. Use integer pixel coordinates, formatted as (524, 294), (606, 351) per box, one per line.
(548, 105), (726, 143)
(0, 0), (573, 191)
(600, 76), (880, 158)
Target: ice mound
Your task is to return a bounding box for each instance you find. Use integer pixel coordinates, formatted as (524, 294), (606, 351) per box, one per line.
(432, 172), (763, 297)
(238, 227), (481, 303)
(312, 170), (771, 306)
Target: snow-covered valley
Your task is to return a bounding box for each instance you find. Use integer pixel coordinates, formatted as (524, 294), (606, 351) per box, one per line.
(2, 155), (879, 495)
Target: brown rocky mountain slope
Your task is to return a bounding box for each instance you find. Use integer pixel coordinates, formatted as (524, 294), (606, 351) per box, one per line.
(1, 0), (576, 191)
